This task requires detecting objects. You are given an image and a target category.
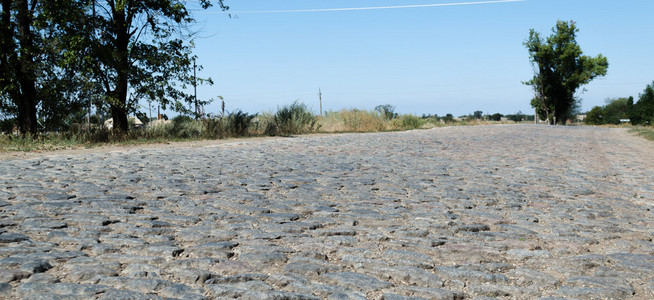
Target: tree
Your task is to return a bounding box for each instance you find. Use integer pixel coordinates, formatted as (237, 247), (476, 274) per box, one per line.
(473, 110), (483, 119)
(631, 82), (654, 125)
(1, 0), (40, 135)
(507, 111), (525, 122)
(585, 106), (603, 125)
(490, 113), (503, 121)
(602, 97), (630, 125)
(375, 104), (396, 120)
(0, 0), (92, 134)
(524, 20), (608, 125)
(87, 0), (228, 132)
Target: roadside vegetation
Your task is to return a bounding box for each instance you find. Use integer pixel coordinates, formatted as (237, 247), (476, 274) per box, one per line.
(629, 127), (654, 142)
(584, 82), (654, 126)
(0, 102), (531, 152)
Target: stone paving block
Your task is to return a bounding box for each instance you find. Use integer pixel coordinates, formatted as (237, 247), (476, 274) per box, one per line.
(320, 272), (392, 292)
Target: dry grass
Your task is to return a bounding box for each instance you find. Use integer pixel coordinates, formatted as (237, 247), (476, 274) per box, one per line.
(318, 109), (388, 132)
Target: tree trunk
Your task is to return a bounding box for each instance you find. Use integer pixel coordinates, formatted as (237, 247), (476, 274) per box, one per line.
(15, 0), (38, 135)
(110, 5), (130, 133)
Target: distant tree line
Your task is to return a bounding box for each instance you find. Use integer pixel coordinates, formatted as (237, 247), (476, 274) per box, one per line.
(0, 0), (228, 135)
(585, 82), (654, 125)
(420, 111), (532, 123)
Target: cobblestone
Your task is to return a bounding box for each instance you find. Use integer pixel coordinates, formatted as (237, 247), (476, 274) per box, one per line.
(1, 125), (654, 298)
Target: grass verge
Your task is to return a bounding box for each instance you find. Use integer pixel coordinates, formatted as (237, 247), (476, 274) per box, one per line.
(629, 126), (654, 141)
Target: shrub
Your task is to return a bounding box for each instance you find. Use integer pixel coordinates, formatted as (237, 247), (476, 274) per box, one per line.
(391, 114), (425, 130)
(169, 115), (203, 139)
(375, 104), (397, 120)
(319, 109), (386, 132)
(273, 101), (316, 135)
(225, 110), (256, 137)
(203, 117), (225, 139)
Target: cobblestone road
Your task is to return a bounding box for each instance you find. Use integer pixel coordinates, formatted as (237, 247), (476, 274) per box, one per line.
(1, 125), (654, 299)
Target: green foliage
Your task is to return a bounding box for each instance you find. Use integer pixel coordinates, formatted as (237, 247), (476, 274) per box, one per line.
(272, 101), (317, 135)
(473, 111), (483, 119)
(631, 82), (654, 125)
(169, 115), (203, 139)
(490, 113), (503, 121)
(506, 111), (525, 122)
(444, 114), (455, 123)
(602, 98), (630, 124)
(630, 126), (654, 141)
(585, 106), (604, 125)
(374, 104), (397, 120)
(524, 20), (609, 125)
(392, 115), (425, 130)
(584, 97), (632, 125)
(224, 110), (256, 137)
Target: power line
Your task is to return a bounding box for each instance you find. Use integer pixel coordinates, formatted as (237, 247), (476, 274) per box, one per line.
(192, 0), (526, 14)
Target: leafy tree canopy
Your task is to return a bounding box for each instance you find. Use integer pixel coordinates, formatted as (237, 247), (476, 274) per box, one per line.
(524, 20), (608, 125)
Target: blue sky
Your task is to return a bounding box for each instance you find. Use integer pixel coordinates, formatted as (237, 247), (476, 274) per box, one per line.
(177, 0), (654, 117)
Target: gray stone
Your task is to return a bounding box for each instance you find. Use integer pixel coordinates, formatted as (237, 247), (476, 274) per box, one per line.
(158, 283), (205, 299)
(167, 268), (214, 284)
(98, 289), (163, 300)
(564, 276), (635, 297)
(205, 284), (247, 298)
(0, 232), (29, 243)
(97, 277), (173, 293)
(23, 273), (59, 284)
(453, 224), (490, 233)
(382, 249), (434, 269)
(67, 265), (118, 282)
(241, 290), (321, 300)
(381, 294), (427, 300)
(239, 251), (288, 266)
(205, 273), (269, 284)
(16, 283), (108, 298)
(377, 266), (443, 287)
(552, 286), (632, 299)
(395, 286), (465, 300)
(284, 262), (340, 277)
(0, 283), (11, 297)
(320, 272), (391, 292)
(326, 292), (368, 300)
(434, 266), (508, 285)
(183, 241), (238, 258)
(0, 269), (31, 283)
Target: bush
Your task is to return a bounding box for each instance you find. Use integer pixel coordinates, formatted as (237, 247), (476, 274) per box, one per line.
(375, 104), (397, 120)
(319, 109), (386, 132)
(169, 115), (203, 139)
(225, 110), (256, 137)
(585, 106), (604, 125)
(391, 114), (425, 130)
(273, 101), (316, 135)
(203, 117), (225, 139)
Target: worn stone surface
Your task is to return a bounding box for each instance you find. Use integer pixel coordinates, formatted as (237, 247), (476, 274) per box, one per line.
(1, 125), (653, 299)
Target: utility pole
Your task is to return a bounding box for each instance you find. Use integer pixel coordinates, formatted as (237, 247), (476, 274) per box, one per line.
(318, 88), (322, 116)
(193, 58), (198, 119)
